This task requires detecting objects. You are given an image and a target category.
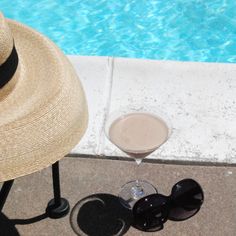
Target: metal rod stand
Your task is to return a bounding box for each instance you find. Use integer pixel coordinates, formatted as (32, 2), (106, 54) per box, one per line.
(0, 161), (69, 219)
(0, 179), (14, 212)
(46, 161), (70, 219)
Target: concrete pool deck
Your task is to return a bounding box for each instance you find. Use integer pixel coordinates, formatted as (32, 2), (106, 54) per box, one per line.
(1, 157), (236, 236)
(69, 56), (236, 165)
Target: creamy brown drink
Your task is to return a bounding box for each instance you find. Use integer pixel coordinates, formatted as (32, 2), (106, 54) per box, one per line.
(109, 112), (169, 159)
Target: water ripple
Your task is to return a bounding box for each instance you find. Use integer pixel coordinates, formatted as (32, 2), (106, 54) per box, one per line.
(0, 0), (235, 63)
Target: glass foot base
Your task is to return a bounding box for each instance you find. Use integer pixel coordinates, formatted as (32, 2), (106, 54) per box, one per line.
(118, 180), (157, 209)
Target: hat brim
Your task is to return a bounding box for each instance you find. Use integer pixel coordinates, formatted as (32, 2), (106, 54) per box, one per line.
(0, 19), (88, 182)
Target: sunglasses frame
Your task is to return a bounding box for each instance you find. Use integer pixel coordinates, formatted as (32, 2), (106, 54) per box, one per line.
(132, 178), (204, 231)
(168, 178), (204, 221)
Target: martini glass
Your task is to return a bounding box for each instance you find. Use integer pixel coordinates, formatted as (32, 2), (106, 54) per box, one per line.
(105, 106), (171, 208)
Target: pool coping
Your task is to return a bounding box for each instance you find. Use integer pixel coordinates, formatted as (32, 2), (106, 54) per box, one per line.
(68, 55), (236, 166)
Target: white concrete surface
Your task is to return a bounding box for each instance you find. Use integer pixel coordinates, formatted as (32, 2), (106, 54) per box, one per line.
(69, 56), (113, 156)
(68, 56), (236, 164)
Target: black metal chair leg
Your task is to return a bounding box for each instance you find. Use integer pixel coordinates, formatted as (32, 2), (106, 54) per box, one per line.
(46, 161), (70, 219)
(0, 179), (14, 212)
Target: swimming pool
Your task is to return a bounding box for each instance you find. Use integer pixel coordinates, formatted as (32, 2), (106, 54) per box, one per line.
(1, 0), (236, 63)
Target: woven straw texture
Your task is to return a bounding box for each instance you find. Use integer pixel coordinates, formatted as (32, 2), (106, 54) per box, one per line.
(0, 16), (88, 182)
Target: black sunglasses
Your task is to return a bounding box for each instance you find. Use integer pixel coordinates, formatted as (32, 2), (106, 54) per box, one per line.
(132, 179), (204, 232)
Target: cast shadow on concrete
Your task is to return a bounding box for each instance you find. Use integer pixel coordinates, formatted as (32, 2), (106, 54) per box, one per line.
(0, 212), (48, 236)
(70, 193), (133, 236)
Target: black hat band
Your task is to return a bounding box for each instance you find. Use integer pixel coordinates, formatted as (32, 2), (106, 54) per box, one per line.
(0, 44), (19, 89)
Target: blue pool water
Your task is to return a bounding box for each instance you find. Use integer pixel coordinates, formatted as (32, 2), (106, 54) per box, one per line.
(1, 0), (236, 63)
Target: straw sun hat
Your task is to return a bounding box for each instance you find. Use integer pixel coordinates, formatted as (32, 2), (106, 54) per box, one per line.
(0, 12), (88, 182)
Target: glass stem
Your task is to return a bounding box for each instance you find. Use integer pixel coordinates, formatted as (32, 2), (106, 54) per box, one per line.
(135, 158), (142, 177)
(135, 179), (143, 192)
(131, 159), (144, 199)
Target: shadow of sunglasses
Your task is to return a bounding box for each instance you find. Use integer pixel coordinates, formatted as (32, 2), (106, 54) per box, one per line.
(132, 179), (204, 232)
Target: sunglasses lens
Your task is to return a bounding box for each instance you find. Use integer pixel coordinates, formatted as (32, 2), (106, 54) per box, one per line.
(132, 194), (169, 232)
(169, 179), (204, 221)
